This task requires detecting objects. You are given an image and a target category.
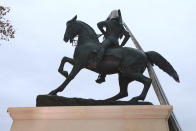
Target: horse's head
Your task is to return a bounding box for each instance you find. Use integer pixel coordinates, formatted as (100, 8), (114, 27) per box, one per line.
(64, 15), (81, 43)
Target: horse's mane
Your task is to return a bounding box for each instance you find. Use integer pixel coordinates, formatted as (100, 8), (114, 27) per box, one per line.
(77, 20), (99, 42)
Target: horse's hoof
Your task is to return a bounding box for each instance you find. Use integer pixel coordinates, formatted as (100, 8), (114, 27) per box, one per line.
(48, 90), (57, 96)
(105, 98), (116, 101)
(130, 97), (139, 103)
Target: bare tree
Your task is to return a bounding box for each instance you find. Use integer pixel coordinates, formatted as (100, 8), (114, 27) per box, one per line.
(0, 6), (15, 41)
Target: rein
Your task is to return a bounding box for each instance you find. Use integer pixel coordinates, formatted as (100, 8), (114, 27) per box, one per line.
(70, 35), (78, 46)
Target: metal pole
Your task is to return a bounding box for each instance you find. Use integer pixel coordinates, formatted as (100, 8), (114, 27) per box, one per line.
(123, 22), (182, 131)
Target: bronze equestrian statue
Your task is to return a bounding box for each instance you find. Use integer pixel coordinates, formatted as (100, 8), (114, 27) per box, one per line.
(49, 15), (179, 102)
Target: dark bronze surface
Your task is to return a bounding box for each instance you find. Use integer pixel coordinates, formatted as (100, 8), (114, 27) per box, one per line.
(36, 95), (152, 106)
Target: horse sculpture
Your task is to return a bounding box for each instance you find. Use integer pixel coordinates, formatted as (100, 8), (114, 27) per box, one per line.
(49, 15), (179, 102)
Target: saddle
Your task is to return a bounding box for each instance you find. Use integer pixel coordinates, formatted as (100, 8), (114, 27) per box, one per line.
(87, 45), (120, 68)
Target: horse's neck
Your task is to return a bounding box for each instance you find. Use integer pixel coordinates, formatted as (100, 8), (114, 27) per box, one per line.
(78, 28), (99, 45)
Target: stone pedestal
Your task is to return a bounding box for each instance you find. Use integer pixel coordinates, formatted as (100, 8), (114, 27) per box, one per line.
(8, 105), (172, 131)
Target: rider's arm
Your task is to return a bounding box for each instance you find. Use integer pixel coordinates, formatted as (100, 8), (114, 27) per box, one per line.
(97, 21), (110, 35)
(120, 27), (130, 47)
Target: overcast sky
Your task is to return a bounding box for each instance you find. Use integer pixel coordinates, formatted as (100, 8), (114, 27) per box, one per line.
(0, 0), (196, 130)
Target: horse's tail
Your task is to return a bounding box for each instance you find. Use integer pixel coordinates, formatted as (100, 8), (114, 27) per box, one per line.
(145, 51), (180, 82)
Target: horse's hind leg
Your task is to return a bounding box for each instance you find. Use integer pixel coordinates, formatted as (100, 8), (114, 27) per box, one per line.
(106, 74), (129, 101)
(127, 73), (152, 102)
(58, 56), (75, 78)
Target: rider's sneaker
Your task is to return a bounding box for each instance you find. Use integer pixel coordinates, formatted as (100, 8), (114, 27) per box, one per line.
(96, 77), (105, 84)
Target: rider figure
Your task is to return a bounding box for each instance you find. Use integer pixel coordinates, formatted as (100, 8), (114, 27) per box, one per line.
(94, 9), (130, 83)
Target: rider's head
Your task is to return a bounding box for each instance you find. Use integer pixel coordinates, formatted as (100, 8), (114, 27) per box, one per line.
(106, 9), (123, 25)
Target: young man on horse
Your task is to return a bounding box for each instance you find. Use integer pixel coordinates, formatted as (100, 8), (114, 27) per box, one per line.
(94, 10), (130, 83)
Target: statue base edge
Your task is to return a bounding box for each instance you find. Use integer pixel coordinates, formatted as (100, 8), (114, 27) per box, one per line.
(8, 105), (172, 131)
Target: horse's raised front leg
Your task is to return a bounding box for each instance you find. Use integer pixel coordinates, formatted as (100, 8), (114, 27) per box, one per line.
(49, 64), (82, 95)
(58, 56), (75, 78)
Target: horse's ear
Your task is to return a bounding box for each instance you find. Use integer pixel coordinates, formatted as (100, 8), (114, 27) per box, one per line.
(72, 15), (77, 21)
